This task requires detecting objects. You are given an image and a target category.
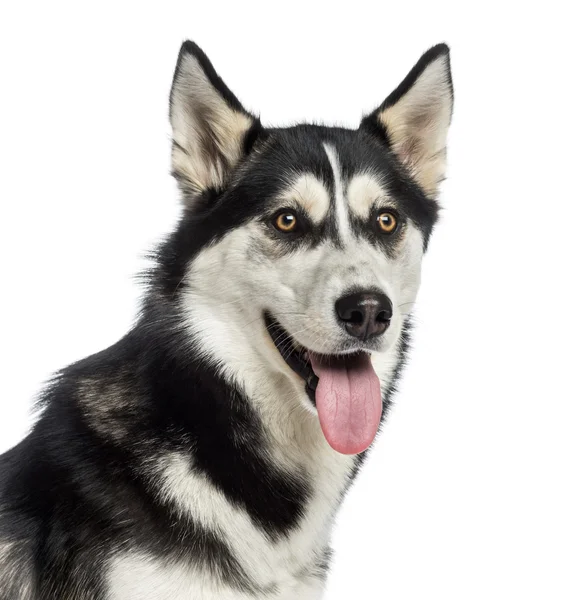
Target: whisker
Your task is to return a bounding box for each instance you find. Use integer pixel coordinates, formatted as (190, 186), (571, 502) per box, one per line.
(397, 301), (416, 309)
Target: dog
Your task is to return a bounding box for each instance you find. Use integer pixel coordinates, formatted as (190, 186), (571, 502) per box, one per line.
(0, 40), (453, 599)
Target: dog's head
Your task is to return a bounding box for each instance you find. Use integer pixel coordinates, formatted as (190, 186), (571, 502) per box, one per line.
(161, 41), (453, 454)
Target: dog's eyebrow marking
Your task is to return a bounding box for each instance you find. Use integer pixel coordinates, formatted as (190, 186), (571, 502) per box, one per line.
(279, 173), (330, 223)
(346, 173), (390, 219)
(323, 143), (350, 240)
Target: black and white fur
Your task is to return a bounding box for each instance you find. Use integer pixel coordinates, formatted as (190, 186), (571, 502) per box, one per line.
(0, 41), (453, 599)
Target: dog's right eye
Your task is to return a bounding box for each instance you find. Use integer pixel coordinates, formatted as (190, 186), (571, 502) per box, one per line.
(273, 211), (298, 233)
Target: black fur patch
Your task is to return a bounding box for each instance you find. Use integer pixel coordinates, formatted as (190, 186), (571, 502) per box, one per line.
(0, 333), (292, 596)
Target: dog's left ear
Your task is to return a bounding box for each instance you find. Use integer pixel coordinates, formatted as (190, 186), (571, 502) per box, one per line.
(361, 44), (453, 199)
(169, 41), (261, 201)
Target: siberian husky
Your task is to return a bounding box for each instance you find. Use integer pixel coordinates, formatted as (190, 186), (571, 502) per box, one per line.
(0, 41), (453, 599)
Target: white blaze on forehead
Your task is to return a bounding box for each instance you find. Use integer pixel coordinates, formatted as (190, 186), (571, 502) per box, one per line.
(280, 173), (330, 223)
(322, 143), (351, 240)
(346, 173), (392, 219)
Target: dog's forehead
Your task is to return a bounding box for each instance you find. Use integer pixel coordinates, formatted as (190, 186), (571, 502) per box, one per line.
(278, 168), (388, 224)
(266, 127), (393, 224)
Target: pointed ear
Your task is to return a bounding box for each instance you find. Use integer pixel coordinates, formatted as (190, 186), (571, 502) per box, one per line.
(169, 41), (261, 201)
(361, 44), (453, 198)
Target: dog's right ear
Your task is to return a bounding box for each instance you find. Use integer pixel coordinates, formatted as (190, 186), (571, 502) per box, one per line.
(169, 41), (262, 202)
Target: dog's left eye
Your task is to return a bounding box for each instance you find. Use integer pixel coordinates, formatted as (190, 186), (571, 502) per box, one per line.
(376, 211), (399, 234)
(273, 212), (298, 233)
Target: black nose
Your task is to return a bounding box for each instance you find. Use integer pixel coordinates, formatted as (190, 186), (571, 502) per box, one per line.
(335, 291), (392, 340)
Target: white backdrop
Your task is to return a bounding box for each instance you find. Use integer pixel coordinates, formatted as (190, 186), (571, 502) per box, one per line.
(1, 2), (581, 598)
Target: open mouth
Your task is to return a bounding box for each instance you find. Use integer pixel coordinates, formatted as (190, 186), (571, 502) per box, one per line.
(264, 313), (319, 404)
(265, 313), (383, 455)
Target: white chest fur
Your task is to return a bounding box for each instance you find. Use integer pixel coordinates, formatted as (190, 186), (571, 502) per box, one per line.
(107, 552), (326, 600)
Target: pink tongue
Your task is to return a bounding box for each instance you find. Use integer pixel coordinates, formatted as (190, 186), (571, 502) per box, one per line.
(309, 352), (382, 455)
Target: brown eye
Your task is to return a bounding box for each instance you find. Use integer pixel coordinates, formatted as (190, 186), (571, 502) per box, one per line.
(274, 212), (298, 233)
(377, 211), (398, 234)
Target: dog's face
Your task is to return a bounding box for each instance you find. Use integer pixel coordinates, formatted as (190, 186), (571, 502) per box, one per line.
(164, 42), (453, 454)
